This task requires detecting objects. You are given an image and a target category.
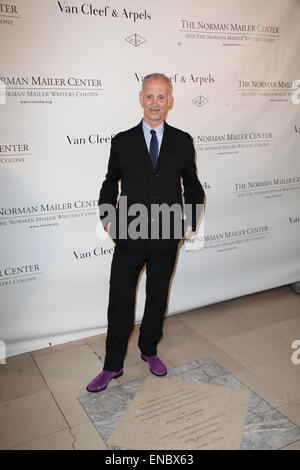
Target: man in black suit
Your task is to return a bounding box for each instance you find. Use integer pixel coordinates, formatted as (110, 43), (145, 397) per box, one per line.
(87, 73), (205, 392)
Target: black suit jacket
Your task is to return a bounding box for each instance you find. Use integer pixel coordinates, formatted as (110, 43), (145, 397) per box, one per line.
(98, 120), (205, 249)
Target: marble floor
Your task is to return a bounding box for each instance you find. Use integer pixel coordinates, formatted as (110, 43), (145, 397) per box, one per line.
(1, 285), (300, 450)
(79, 359), (300, 450)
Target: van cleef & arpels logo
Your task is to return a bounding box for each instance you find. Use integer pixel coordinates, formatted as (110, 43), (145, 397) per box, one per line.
(125, 34), (146, 47)
(57, 2), (151, 22)
(135, 72), (215, 87)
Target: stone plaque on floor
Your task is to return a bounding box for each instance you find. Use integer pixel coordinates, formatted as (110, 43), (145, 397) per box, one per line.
(78, 359), (300, 450)
(107, 376), (250, 449)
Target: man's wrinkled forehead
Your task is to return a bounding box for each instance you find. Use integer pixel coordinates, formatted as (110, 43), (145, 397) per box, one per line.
(142, 78), (170, 95)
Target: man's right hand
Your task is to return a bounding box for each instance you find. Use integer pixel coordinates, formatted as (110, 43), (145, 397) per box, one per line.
(104, 222), (111, 233)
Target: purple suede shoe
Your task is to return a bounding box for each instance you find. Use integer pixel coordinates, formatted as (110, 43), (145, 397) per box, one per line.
(86, 368), (123, 393)
(141, 354), (167, 376)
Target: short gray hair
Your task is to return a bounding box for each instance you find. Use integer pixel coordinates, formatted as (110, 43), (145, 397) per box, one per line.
(142, 73), (172, 94)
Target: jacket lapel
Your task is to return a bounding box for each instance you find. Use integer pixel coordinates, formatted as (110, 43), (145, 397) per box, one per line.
(156, 121), (173, 171)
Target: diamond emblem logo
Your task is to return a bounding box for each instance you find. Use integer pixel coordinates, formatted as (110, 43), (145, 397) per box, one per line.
(192, 95), (209, 107)
(125, 33), (146, 47)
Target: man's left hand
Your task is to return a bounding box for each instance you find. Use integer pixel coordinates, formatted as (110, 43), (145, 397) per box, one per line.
(184, 224), (193, 239)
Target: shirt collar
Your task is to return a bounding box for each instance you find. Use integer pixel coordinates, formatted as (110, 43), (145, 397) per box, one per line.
(142, 119), (164, 137)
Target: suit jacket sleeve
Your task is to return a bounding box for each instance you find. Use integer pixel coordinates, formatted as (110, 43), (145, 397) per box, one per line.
(98, 138), (122, 225)
(181, 134), (205, 231)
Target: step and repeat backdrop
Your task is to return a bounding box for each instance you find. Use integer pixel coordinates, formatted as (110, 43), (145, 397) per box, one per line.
(1, 0), (300, 357)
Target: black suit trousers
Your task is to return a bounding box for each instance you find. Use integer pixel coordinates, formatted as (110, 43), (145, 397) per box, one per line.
(103, 239), (179, 371)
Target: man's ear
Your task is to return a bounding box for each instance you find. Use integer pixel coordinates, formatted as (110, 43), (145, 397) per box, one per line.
(139, 90), (144, 107)
(168, 93), (174, 109)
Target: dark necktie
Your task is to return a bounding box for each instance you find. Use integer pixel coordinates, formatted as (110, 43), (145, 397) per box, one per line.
(149, 129), (158, 168)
